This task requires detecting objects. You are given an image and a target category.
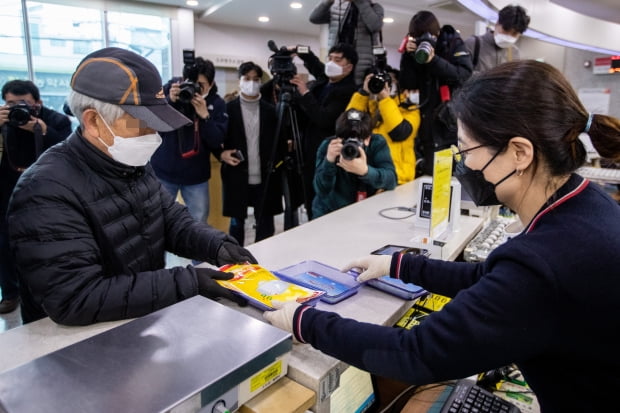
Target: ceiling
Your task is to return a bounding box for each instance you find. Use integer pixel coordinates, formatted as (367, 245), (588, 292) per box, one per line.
(134, 0), (620, 49)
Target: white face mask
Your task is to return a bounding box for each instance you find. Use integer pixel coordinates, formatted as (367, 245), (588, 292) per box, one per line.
(407, 91), (420, 105)
(239, 79), (261, 97)
(390, 84), (398, 96)
(494, 33), (518, 49)
(98, 115), (162, 167)
(324, 60), (344, 78)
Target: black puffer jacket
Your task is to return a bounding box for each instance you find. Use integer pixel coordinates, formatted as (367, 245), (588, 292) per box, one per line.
(8, 129), (232, 325)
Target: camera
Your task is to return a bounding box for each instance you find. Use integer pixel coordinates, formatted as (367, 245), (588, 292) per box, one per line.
(367, 46), (390, 94)
(414, 32), (437, 64)
(341, 136), (364, 160)
(340, 110), (364, 161)
(8, 101), (39, 127)
(179, 49), (200, 104)
(267, 40), (308, 94)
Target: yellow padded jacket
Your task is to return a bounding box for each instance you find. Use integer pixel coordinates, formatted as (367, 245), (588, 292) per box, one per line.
(347, 92), (420, 184)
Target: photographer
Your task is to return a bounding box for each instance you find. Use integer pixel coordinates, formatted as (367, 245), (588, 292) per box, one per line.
(347, 65), (420, 184)
(151, 55), (228, 223)
(0, 80), (71, 313)
(399, 10), (472, 177)
(312, 109), (396, 218)
(289, 43), (358, 220)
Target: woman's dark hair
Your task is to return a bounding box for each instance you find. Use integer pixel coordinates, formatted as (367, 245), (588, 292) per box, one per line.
(335, 109), (373, 139)
(452, 60), (620, 176)
(238, 61), (263, 79)
(408, 11), (440, 38)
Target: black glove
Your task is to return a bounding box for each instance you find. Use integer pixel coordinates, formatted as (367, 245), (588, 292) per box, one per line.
(195, 267), (247, 306)
(216, 240), (258, 266)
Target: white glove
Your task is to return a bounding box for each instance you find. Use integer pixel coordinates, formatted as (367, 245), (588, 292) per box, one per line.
(263, 300), (302, 342)
(342, 255), (392, 283)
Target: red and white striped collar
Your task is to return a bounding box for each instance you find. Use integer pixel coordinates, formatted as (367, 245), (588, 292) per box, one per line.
(525, 175), (589, 234)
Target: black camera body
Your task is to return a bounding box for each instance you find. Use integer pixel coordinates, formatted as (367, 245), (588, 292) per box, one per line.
(368, 46), (390, 94)
(341, 137), (364, 160)
(179, 49), (200, 104)
(8, 101), (39, 127)
(414, 32), (437, 64)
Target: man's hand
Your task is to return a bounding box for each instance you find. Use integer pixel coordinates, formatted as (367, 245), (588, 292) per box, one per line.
(191, 94), (209, 120)
(326, 138), (343, 163)
(342, 255), (392, 282)
(216, 239), (258, 266)
(220, 149), (242, 166)
(169, 82), (182, 103)
(195, 267), (247, 306)
(0, 105), (9, 127)
(337, 146), (369, 176)
(20, 117), (47, 135)
(289, 74), (309, 95)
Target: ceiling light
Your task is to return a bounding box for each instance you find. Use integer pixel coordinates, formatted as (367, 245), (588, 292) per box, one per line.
(258, 16), (270, 23)
(290, 2), (303, 9)
(383, 17), (394, 24)
(186, 0), (198, 6)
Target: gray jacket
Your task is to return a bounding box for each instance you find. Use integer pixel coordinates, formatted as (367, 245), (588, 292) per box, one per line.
(310, 0), (384, 85)
(464, 30), (521, 74)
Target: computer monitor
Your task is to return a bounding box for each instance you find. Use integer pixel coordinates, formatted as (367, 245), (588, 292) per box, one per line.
(329, 366), (376, 413)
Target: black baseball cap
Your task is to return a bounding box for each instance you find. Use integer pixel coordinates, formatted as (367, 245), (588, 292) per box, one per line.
(71, 47), (191, 132)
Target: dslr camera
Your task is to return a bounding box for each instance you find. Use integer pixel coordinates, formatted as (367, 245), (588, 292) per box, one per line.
(367, 46), (390, 95)
(178, 49), (200, 104)
(267, 40), (308, 94)
(8, 101), (39, 127)
(414, 32), (437, 64)
(341, 110), (364, 161)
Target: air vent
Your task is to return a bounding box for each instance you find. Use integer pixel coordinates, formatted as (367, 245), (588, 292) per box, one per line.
(428, 0), (466, 13)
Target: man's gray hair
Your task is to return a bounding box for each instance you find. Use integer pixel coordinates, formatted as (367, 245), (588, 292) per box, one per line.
(67, 90), (126, 125)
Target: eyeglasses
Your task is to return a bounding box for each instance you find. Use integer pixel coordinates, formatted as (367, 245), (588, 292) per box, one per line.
(451, 144), (487, 163)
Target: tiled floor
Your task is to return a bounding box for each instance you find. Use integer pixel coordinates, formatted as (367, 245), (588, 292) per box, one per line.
(0, 207), (306, 333)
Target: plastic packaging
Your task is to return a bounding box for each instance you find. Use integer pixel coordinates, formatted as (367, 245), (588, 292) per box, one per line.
(218, 263), (324, 310)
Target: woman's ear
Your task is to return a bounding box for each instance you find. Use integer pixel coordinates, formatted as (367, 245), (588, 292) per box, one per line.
(509, 137), (534, 172)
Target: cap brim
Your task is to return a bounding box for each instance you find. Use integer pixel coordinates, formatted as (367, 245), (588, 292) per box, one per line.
(122, 103), (191, 132)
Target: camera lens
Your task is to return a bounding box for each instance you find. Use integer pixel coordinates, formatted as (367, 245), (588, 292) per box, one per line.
(341, 138), (362, 161)
(8, 106), (32, 126)
(368, 74), (387, 94)
(178, 83), (197, 104)
(415, 41), (433, 64)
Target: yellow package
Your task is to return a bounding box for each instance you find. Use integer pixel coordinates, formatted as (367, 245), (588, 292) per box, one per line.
(218, 264), (324, 310)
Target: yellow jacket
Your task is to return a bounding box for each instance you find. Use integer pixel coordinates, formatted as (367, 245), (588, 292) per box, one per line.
(347, 92), (420, 184)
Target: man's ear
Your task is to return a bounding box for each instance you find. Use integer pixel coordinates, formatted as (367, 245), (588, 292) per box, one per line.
(81, 109), (101, 138)
(508, 136), (534, 172)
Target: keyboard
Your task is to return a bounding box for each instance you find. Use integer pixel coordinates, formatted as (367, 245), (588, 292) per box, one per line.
(440, 379), (521, 413)
(577, 166), (620, 184)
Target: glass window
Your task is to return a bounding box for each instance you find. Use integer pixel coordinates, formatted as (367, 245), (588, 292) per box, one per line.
(0, 0), (28, 89)
(26, 1), (104, 113)
(107, 11), (172, 82)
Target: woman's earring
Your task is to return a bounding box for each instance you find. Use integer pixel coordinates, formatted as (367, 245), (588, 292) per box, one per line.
(516, 169), (524, 177)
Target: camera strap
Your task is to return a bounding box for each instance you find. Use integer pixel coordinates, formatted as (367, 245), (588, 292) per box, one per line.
(178, 118), (200, 158)
(4, 121), (44, 173)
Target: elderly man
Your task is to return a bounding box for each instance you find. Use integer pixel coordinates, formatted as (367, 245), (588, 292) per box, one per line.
(7, 47), (255, 325)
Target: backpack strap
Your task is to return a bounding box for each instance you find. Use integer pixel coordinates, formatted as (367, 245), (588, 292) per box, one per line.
(473, 35), (480, 67)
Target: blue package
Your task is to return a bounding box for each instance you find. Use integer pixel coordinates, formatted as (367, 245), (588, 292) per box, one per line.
(367, 245), (430, 300)
(274, 260), (360, 304)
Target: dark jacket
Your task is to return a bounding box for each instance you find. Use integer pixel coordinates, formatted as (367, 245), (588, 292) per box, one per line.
(216, 97), (284, 218)
(0, 105), (71, 219)
(7, 130), (233, 325)
(295, 50), (358, 217)
(151, 78), (228, 185)
(399, 25), (472, 175)
(312, 133), (396, 218)
(293, 174), (620, 412)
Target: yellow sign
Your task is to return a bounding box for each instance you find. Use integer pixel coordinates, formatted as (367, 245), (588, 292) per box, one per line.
(430, 148), (453, 238)
(250, 359), (283, 392)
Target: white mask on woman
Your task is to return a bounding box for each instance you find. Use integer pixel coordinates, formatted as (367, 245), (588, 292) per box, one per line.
(98, 115), (162, 167)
